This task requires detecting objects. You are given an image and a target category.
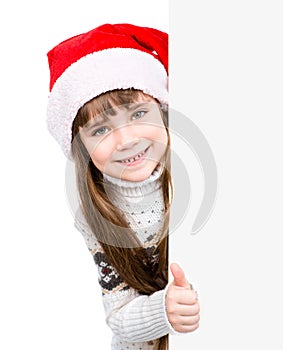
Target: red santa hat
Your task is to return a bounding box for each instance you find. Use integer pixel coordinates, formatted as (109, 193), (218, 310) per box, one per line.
(46, 23), (168, 159)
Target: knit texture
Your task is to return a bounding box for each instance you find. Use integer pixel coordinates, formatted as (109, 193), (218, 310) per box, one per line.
(46, 23), (168, 160)
(74, 168), (177, 349)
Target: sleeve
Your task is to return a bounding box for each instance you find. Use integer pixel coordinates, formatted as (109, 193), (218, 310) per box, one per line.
(74, 209), (179, 342)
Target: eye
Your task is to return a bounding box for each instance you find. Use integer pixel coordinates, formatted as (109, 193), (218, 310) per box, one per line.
(132, 110), (146, 120)
(93, 126), (109, 136)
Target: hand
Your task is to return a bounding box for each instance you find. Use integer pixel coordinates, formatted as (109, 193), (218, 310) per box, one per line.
(165, 263), (200, 333)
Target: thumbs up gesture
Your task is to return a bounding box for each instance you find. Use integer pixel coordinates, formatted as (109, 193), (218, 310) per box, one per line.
(165, 263), (200, 333)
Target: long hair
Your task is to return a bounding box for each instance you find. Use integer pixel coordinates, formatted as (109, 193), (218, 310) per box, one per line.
(71, 89), (172, 350)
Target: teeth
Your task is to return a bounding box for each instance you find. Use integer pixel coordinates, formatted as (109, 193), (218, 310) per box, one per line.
(121, 150), (146, 163)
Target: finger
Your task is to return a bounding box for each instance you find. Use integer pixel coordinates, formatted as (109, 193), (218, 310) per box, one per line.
(174, 323), (200, 333)
(169, 303), (200, 317)
(170, 263), (191, 288)
(169, 314), (200, 332)
(172, 288), (198, 305)
(177, 314), (200, 326)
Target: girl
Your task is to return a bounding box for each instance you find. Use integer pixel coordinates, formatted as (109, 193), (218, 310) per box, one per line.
(46, 23), (200, 350)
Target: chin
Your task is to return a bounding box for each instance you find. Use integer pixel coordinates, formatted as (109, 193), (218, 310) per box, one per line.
(122, 168), (156, 183)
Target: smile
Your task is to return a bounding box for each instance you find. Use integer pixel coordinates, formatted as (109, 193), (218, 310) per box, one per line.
(118, 146), (150, 164)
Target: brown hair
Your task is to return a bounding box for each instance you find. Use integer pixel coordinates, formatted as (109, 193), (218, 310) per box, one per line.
(71, 89), (172, 350)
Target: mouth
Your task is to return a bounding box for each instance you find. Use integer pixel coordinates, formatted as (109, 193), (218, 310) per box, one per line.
(117, 146), (150, 166)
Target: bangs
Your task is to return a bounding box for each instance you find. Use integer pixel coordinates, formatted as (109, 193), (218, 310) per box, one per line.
(72, 89), (151, 138)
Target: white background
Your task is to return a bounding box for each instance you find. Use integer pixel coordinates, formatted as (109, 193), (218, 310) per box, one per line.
(170, 1), (283, 349)
(0, 1), (282, 349)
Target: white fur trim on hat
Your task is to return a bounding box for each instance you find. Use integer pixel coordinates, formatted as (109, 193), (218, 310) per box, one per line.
(46, 48), (168, 160)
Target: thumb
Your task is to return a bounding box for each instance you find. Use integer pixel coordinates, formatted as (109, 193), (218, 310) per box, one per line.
(170, 263), (191, 288)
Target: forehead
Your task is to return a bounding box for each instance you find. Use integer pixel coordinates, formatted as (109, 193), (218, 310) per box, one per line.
(90, 95), (156, 116)
(104, 93), (156, 110)
(74, 89), (160, 133)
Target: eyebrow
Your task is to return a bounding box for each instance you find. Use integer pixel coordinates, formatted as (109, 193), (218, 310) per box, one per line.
(83, 101), (153, 132)
(125, 101), (153, 111)
(83, 114), (109, 132)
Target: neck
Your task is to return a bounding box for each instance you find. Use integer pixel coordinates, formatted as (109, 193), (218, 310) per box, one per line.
(103, 165), (163, 197)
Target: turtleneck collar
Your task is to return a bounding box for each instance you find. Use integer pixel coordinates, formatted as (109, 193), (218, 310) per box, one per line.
(102, 164), (163, 198)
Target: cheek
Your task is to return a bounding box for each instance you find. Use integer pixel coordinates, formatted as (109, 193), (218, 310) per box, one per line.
(139, 122), (165, 140)
(147, 126), (168, 146)
(90, 145), (112, 168)
(159, 129), (169, 146)
(84, 137), (112, 169)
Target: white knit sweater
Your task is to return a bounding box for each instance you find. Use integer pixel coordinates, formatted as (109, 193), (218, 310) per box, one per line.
(74, 167), (177, 349)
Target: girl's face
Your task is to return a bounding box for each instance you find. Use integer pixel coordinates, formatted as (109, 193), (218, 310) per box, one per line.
(79, 95), (168, 182)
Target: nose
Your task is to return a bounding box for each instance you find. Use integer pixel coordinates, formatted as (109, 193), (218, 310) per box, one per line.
(114, 125), (140, 151)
